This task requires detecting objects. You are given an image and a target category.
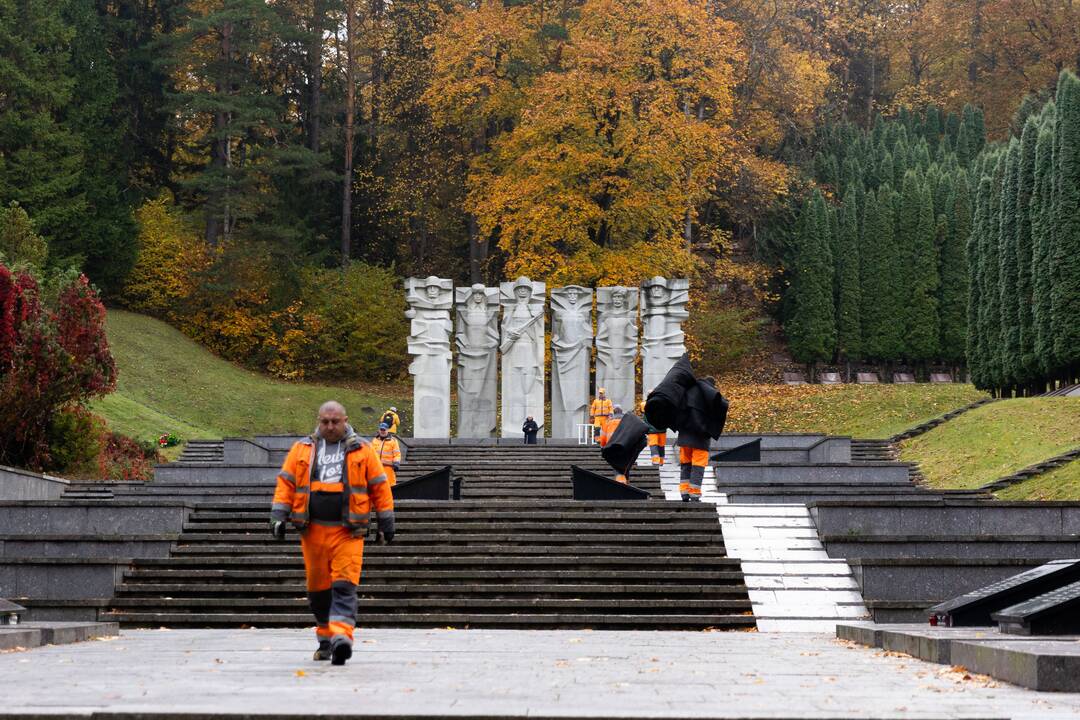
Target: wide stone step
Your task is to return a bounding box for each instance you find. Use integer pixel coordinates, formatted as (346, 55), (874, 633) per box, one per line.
(102, 611), (756, 628)
(108, 597), (751, 611)
(116, 572), (746, 592)
(119, 574), (748, 594)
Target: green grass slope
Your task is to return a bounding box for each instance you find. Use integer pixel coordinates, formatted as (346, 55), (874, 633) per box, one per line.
(900, 398), (1080, 491)
(995, 460), (1080, 501)
(726, 383), (988, 438)
(93, 310), (410, 446)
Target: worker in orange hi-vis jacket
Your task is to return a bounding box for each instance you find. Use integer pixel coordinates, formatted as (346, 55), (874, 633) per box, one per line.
(590, 387), (614, 439)
(598, 406), (628, 483)
(638, 396), (665, 466)
(371, 422), (402, 485)
(270, 401), (394, 666)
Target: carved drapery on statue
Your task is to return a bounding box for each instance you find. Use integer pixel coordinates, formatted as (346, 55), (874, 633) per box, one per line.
(641, 276), (689, 397)
(550, 286), (593, 438)
(595, 286), (639, 413)
(500, 277), (546, 438)
(405, 276), (453, 438)
(455, 284), (499, 438)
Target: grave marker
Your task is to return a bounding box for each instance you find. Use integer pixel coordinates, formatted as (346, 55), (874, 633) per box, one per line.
(855, 372), (879, 384)
(993, 579), (1080, 635)
(928, 559), (1080, 627)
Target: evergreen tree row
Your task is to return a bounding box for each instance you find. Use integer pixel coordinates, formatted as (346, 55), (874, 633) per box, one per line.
(967, 70), (1080, 395)
(782, 107), (984, 372)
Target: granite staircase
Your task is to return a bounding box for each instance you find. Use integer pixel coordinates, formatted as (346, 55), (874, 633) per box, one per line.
(98, 445), (754, 630)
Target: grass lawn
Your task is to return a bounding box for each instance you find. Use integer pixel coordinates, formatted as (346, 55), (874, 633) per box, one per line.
(93, 310), (410, 447)
(900, 398), (1080, 491)
(722, 382), (988, 438)
(994, 458), (1080, 501)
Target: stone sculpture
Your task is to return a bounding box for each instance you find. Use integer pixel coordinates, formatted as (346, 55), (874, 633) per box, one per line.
(455, 283), (500, 438)
(550, 286), (593, 438)
(500, 277), (546, 438)
(641, 276), (689, 397)
(405, 276), (453, 438)
(595, 286), (639, 413)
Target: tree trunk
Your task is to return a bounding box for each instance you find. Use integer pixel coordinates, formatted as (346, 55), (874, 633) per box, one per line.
(468, 214), (488, 284)
(307, 0), (324, 154)
(340, 0), (355, 265)
(968, 0), (983, 89)
(206, 20), (233, 247)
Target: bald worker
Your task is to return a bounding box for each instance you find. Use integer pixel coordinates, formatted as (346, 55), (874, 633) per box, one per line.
(271, 401), (395, 665)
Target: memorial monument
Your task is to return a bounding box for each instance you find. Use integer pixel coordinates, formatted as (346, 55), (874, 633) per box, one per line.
(641, 276), (689, 397)
(550, 285), (593, 438)
(405, 276), (453, 438)
(595, 286), (638, 412)
(455, 283), (500, 438)
(500, 277), (546, 438)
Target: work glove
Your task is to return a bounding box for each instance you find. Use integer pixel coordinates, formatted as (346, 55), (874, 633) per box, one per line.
(392, 462), (400, 471)
(270, 520), (287, 541)
(377, 510), (395, 544)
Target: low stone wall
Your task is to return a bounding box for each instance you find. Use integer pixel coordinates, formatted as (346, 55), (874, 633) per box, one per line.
(0, 465), (68, 501)
(0, 501), (192, 535)
(714, 463), (910, 485)
(222, 438), (271, 465)
(0, 557), (131, 600)
(809, 500), (1080, 536)
(153, 464), (279, 485)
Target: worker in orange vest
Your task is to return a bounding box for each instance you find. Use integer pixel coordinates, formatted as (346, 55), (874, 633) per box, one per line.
(598, 406), (628, 483)
(590, 388), (614, 440)
(638, 396), (665, 466)
(371, 422), (402, 485)
(270, 401), (395, 666)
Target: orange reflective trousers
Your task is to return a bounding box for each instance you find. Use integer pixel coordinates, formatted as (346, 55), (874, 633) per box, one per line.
(679, 446), (708, 500)
(300, 523), (364, 644)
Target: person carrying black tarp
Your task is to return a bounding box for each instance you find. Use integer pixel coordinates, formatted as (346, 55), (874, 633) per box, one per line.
(643, 354), (729, 502)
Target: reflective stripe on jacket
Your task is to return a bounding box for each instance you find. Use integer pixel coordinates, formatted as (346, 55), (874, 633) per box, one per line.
(271, 432), (394, 532)
(598, 416), (622, 447)
(371, 436), (401, 467)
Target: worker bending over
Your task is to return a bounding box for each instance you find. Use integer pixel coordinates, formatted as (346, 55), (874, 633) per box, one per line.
(380, 407), (400, 434)
(371, 422), (402, 485)
(271, 401), (395, 666)
(598, 406), (628, 483)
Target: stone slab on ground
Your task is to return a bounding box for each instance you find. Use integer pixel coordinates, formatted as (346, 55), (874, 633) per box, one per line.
(0, 621), (116, 650)
(837, 622), (1080, 692)
(1, 628), (1079, 718)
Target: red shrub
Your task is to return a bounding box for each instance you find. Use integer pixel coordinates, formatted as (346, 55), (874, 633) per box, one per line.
(0, 264), (117, 469)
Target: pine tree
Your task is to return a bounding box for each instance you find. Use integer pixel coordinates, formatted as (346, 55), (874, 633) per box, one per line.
(1032, 117), (1056, 381)
(1051, 70), (1080, 375)
(0, 0), (86, 243)
(58, 0), (138, 295)
(835, 188), (862, 362)
(981, 153), (1006, 391)
(1015, 116), (1039, 386)
(967, 176), (992, 388)
(787, 190), (836, 366)
(940, 173), (970, 364)
(998, 139), (1021, 389)
(861, 185), (903, 360)
(905, 178), (940, 362)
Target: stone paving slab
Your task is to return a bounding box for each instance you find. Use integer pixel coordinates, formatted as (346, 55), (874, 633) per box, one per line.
(0, 629), (1078, 718)
(0, 621), (117, 650)
(837, 623), (1080, 692)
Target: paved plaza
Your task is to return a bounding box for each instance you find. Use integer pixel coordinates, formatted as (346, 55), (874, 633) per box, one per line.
(2, 629), (1080, 718)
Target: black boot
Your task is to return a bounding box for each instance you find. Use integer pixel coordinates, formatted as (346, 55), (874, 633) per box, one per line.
(330, 637), (353, 666)
(313, 640), (331, 661)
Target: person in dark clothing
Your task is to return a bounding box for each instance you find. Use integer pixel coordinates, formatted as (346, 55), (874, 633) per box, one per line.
(522, 416), (539, 444)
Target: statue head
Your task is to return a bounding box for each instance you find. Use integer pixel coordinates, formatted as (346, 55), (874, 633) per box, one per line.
(647, 277), (669, 302)
(612, 287), (627, 310)
(513, 276), (533, 301)
(469, 283), (486, 304)
(566, 287), (579, 303)
(423, 276), (442, 301)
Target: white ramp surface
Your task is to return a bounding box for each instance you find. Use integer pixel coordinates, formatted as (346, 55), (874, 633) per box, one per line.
(644, 450), (869, 632)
